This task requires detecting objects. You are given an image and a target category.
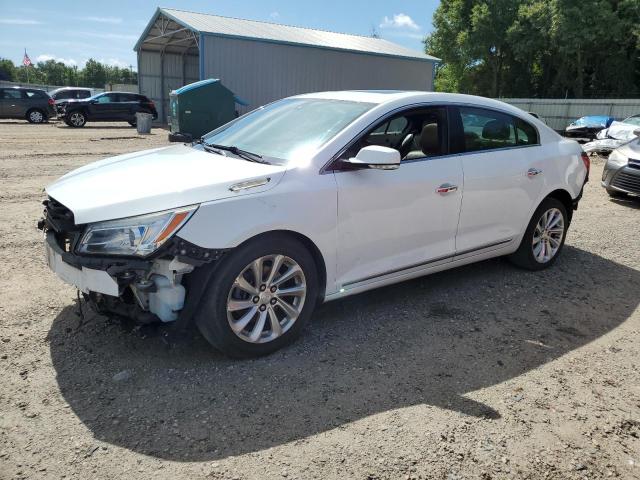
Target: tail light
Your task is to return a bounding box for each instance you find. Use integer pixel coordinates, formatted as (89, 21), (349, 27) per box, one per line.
(48, 98), (55, 106)
(581, 151), (590, 177)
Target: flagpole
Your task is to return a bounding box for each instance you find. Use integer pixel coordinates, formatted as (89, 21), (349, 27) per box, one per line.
(24, 48), (29, 84)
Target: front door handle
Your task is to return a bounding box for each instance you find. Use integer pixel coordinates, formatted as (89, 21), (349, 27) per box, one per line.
(436, 183), (458, 194)
(527, 168), (542, 177)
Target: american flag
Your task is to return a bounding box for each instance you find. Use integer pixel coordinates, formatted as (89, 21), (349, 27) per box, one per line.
(22, 50), (32, 67)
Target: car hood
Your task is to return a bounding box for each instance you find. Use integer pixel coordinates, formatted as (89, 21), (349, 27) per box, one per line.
(615, 137), (640, 159)
(46, 144), (287, 224)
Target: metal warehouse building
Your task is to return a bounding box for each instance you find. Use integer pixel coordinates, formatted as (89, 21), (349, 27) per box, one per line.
(134, 7), (439, 122)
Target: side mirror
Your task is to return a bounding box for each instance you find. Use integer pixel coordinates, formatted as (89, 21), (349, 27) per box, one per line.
(90, 99), (98, 104)
(634, 128), (640, 137)
(343, 145), (401, 170)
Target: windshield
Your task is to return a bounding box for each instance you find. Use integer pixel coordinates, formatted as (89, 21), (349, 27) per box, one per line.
(623, 116), (640, 126)
(202, 98), (375, 163)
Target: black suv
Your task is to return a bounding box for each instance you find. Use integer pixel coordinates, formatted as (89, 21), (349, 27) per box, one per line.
(0, 87), (55, 123)
(62, 92), (158, 127)
(49, 87), (92, 115)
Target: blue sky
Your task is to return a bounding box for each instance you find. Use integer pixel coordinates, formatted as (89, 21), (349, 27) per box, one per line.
(0, 0), (438, 70)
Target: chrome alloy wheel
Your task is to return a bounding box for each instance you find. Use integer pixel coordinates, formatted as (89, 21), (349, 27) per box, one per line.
(69, 112), (84, 126)
(227, 255), (307, 344)
(532, 207), (564, 263)
(29, 110), (44, 123)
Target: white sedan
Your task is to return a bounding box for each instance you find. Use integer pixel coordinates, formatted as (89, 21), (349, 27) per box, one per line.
(41, 91), (589, 357)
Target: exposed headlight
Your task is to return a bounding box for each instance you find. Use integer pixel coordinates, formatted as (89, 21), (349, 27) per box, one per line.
(77, 206), (197, 256)
(607, 150), (628, 168)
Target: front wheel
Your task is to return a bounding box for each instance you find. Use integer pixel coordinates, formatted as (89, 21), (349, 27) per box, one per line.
(66, 111), (86, 127)
(195, 235), (319, 358)
(509, 197), (568, 270)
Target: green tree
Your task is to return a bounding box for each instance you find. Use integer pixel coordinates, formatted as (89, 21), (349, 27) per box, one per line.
(426, 0), (640, 98)
(0, 58), (16, 81)
(82, 58), (107, 88)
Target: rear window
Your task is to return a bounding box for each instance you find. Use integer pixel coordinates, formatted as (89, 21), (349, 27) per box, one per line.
(25, 90), (48, 99)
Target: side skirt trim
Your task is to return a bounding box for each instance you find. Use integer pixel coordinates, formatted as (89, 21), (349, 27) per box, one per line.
(341, 238), (513, 288)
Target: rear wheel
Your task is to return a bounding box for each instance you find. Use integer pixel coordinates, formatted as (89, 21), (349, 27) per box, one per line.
(195, 234), (318, 358)
(509, 197), (568, 270)
(66, 111), (86, 127)
(26, 109), (45, 124)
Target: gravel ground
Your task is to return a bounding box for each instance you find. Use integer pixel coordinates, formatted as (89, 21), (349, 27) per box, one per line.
(0, 120), (639, 480)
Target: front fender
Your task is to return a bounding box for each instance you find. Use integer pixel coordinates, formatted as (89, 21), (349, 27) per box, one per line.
(177, 170), (339, 296)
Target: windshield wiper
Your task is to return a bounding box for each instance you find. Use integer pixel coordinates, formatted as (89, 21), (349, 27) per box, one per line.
(201, 142), (269, 164)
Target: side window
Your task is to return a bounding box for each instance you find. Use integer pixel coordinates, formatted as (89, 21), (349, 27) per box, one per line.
(342, 107), (447, 161)
(96, 94), (114, 103)
(459, 107), (516, 152)
(78, 91), (91, 99)
(515, 118), (538, 145)
(3, 89), (23, 99)
(25, 90), (46, 98)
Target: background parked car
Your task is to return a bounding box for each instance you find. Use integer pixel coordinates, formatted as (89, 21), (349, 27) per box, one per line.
(0, 87), (55, 123)
(49, 87), (93, 115)
(564, 115), (615, 141)
(62, 92), (157, 128)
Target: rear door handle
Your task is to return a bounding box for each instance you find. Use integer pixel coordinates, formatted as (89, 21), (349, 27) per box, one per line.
(527, 168), (542, 177)
(436, 183), (458, 194)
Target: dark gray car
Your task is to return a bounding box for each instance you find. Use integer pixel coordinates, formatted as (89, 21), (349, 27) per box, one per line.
(0, 87), (56, 123)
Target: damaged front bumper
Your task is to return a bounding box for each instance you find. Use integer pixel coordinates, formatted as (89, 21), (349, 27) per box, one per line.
(40, 199), (227, 324)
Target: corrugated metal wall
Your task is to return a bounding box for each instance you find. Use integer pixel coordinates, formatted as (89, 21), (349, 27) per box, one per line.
(138, 50), (199, 122)
(202, 35), (434, 114)
(501, 98), (640, 131)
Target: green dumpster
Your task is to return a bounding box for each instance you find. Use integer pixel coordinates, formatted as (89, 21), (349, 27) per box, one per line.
(168, 78), (248, 142)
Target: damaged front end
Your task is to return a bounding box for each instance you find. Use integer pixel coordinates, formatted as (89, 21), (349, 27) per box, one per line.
(39, 197), (226, 325)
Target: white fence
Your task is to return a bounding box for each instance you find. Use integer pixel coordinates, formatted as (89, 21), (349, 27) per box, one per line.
(0, 80), (139, 94)
(104, 83), (138, 93)
(500, 98), (640, 131)
(0, 80), (105, 94)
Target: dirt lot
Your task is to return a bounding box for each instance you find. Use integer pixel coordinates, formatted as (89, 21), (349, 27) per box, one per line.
(0, 120), (639, 480)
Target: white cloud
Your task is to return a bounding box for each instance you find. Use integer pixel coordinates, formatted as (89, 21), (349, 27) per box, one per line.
(80, 16), (123, 24)
(0, 18), (43, 25)
(269, 11), (280, 20)
(99, 58), (131, 68)
(380, 13), (420, 30)
(36, 54), (77, 66)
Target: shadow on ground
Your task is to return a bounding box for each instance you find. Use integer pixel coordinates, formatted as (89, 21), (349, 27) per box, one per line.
(610, 196), (640, 209)
(48, 246), (640, 461)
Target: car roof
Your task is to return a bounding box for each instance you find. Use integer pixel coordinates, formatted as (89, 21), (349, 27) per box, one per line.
(2, 86), (46, 91)
(51, 87), (92, 91)
(295, 90), (532, 118)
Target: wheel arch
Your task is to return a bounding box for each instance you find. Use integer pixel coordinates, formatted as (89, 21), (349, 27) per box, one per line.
(544, 188), (574, 224)
(234, 229), (328, 302)
(25, 107), (45, 120)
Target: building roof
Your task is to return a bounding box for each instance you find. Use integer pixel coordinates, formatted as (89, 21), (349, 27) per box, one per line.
(135, 7), (439, 63)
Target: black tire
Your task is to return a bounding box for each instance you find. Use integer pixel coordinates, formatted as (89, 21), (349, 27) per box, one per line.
(195, 234), (319, 358)
(606, 188), (627, 198)
(26, 108), (46, 124)
(509, 197), (568, 271)
(65, 111), (86, 128)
